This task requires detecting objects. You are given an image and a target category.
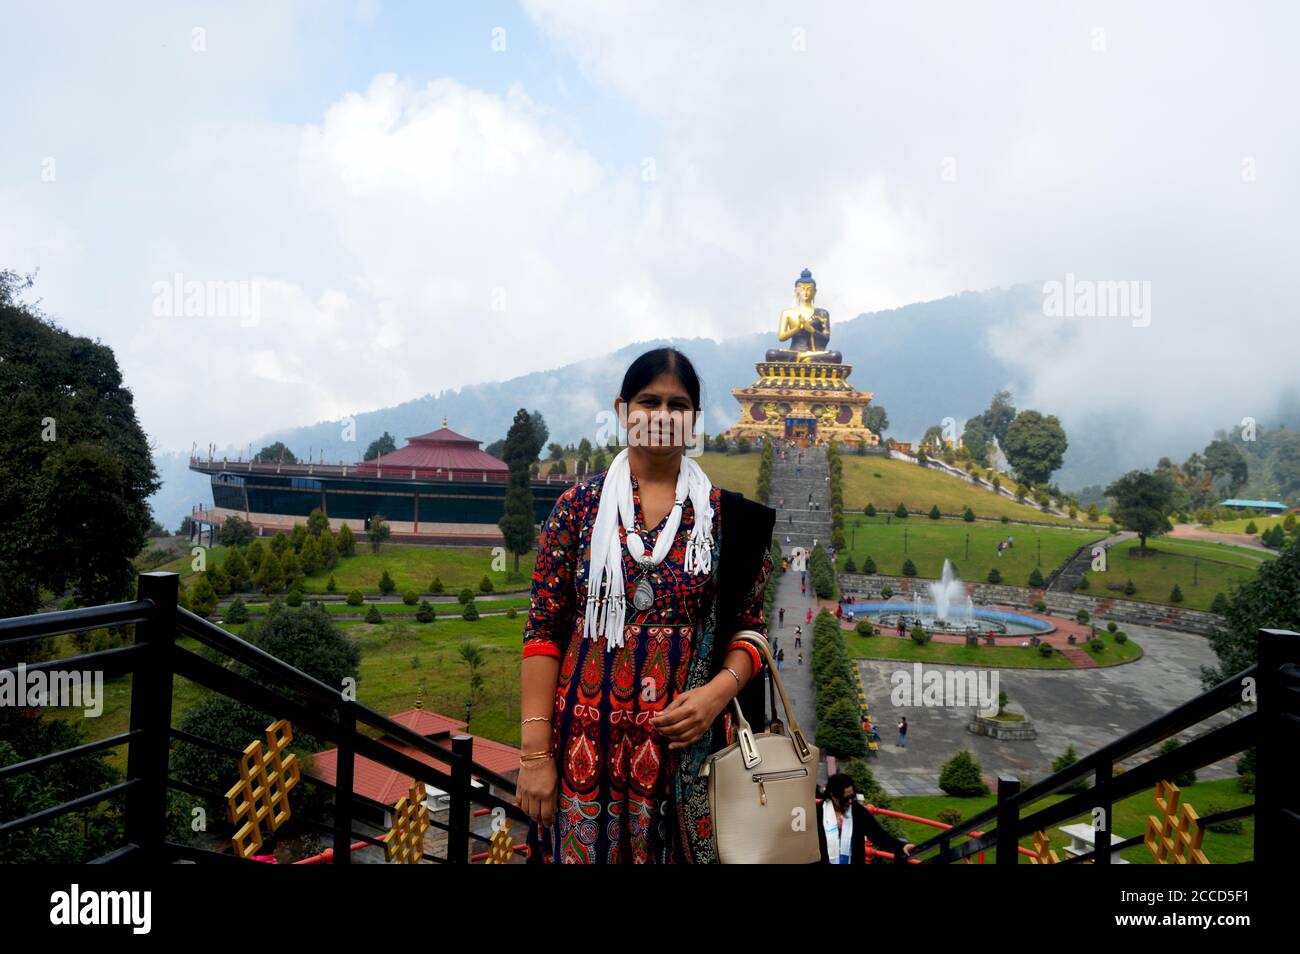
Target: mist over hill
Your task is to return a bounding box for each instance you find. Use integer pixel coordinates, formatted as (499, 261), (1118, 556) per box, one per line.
(149, 283), (1297, 526)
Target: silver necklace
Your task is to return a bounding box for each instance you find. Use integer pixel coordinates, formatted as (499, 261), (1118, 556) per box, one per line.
(625, 471), (688, 611)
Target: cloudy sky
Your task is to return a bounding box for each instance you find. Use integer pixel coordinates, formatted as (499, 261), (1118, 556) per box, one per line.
(2, 0), (1296, 456)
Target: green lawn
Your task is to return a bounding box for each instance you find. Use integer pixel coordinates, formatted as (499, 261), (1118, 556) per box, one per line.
(1145, 536), (1275, 568)
(1084, 541), (1261, 611)
(237, 596), (531, 617)
(694, 451), (761, 499)
(42, 612), (530, 778)
(1199, 514), (1293, 536)
(889, 776), (1253, 863)
(840, 516), (1105, 585)
(841, 456), (1089, 527)
(844, 628), (1140, 669)
(158, 543), (535, 595)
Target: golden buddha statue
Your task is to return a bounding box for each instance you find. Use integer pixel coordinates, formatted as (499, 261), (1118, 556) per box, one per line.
(765, 268), (842, 363)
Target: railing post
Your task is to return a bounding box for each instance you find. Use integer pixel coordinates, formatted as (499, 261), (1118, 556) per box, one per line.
(1092, 756), (1114, 864)
(995, 775), (1021, 865)
(1255, 628), (1300, 865)
(334, 709), (356, 864)
(125, 572), (178, 861)
(447, 735), (474, 862)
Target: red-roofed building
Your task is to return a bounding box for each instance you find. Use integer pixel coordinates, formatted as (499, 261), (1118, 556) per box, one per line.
(354, 423), (509, 480)
(188, 416), (574, 545)
(305, 705), (520, 830)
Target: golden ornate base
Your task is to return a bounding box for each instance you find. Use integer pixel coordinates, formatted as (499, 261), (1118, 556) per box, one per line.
(731, 360), (880, 448)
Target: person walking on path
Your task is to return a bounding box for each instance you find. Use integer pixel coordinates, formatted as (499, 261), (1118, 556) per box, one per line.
(794, 626), (802, 648)
(778, 606), (785, 627)
(776, 647), (785, 672)
(797, 650), (804, 666)
(896, 717), (908, 748)
(805, 607), (813, 625)
(800, 580), (806, 595)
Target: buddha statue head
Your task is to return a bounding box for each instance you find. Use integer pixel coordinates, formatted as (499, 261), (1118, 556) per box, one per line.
(795, 268), (816, 305)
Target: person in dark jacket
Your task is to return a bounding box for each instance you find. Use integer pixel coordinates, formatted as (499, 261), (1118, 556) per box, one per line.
(816, 773), (914, 864)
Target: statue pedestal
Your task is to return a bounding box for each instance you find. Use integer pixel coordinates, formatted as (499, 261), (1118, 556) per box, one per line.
(731, 360), (879, 447)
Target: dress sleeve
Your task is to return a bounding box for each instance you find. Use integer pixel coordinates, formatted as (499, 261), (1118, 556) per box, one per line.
(522, 485), (581, 661)
(729, 547), (775, 674)
(857, 803), (907, 859)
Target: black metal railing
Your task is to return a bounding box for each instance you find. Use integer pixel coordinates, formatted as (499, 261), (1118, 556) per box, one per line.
(904, 627), (1296, 864)
(0, 572), (532, 863)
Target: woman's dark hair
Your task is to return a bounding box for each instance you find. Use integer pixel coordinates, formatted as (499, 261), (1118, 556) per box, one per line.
(824, 773), (854, 800)
(619, 347), (702, 412)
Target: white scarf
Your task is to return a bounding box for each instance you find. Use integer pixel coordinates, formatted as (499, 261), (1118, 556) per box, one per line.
(823, 797), (853, 863)
(582, 446), (714, 651)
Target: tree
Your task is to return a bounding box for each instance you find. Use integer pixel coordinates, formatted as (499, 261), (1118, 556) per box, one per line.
(895, 503), (908, 519)
(367, 514), (390, 553)
(929, 505), (942, 520)
(337, 524), (356, 557)
(363, 431), (397, 462)
(253, 441), (297, 465)
(979, 390), (1017, 447)
(0, 271), (162, 633)
(306, 507), (330, 536)
(223, 548), (251, 591)
(499, 408), (541, 574)
(224, 598), (248, 624)
(299, 536), (323, 575)
(1002, 410), (1068, 486)
(318, 531), (338, 569)
(1202, 439), (1248, 498)
(961, 415), (992, 467)
(862, 405), (889, 438)
(256, 551), (285, 594)
(219, 515), (255, 547)
(1106, 470), (1176, 552)
(378, 569), (396, 594)
(188, 574), (218, 618)
(939, 750), (990, 797)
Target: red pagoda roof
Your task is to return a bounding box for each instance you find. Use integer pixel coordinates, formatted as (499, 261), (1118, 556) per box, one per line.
(306, 707), (520, 806)
(354, 423), (507, 475)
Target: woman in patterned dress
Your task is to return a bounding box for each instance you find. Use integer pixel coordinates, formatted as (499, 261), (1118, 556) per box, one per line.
(515, 348), (775, 863)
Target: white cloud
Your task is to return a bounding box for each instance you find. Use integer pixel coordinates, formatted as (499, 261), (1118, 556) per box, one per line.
(1, 0), (1296, 472)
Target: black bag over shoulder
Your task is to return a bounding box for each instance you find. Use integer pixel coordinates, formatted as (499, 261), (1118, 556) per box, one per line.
(710, 488), (776, 735)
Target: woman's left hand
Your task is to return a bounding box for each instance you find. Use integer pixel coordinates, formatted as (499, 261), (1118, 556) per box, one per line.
(651, 685), (728, 750)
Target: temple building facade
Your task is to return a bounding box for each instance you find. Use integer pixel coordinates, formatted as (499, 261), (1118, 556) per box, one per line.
(188, 419), (570, 545)
(731, 269), (881, 448)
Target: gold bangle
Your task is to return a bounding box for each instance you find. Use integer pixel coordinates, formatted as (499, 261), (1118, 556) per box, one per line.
(520, 749), (553, 760)
(521, 716), (551, 726)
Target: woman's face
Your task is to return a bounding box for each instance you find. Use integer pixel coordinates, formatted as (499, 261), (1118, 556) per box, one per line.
(618, 373), (698, 454)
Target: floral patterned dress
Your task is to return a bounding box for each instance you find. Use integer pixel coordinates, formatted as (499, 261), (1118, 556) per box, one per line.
(522, 469), (773, 863)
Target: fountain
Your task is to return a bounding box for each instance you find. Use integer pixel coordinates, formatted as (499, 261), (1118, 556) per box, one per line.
(849, 559), (1054, 637)
(927, 559), (973, 626)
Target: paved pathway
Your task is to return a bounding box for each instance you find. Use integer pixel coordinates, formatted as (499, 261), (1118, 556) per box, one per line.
(853, 622), (1243, 797)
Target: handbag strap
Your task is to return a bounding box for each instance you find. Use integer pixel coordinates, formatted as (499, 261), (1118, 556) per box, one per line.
(725, 629), (813, 766)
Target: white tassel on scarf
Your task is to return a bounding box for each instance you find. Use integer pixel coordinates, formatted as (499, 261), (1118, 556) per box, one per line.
(582, 446), (714, 651)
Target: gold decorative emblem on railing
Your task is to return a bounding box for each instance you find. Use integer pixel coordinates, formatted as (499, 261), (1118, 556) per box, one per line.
(485, 819), (514, 864)
(225, 719), (300, 858)
(385, 781), (430, 864)
(1029, 830), (1059, 864)
(1145, 780), (1209, 864)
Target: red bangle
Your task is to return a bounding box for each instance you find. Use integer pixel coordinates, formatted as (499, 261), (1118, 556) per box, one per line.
(730, 640), (763, 675)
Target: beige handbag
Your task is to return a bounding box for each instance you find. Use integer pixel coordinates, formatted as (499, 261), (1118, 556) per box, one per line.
(701, 630), (821, 863)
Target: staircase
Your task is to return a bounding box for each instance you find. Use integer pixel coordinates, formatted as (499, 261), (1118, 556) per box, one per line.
(767, 445), (833, 557)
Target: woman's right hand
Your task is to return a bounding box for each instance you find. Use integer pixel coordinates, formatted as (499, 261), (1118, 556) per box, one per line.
(515, 755), (558, 828)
